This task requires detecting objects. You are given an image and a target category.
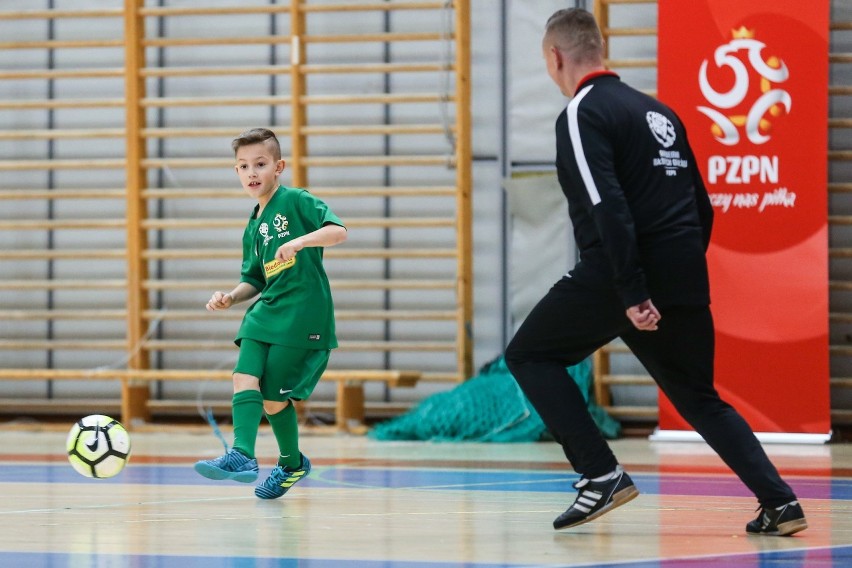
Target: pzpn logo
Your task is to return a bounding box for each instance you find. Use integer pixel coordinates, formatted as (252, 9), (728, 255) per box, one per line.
(697, 27), (790, 146)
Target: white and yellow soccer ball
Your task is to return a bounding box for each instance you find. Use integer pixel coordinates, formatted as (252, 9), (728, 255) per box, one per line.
(66, 414), (131, 478)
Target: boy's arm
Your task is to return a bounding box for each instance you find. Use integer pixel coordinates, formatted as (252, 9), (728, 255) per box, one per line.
(206, 281), (260, 311)
(274, 223), (347, 262)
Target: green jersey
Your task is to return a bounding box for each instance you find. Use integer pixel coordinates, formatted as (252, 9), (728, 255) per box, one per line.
(235, 185), (344, 350)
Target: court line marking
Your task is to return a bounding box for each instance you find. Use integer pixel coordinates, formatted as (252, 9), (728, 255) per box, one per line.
(541, 543), (852, 568)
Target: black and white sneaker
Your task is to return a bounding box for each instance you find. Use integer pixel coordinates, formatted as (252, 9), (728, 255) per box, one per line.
(746, 501), (808, 536)
(553, 465), (639, 530)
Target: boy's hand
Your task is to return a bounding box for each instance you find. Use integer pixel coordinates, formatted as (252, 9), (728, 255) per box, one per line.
(206, 291), (233, 311)
(275, 238), (304, 262)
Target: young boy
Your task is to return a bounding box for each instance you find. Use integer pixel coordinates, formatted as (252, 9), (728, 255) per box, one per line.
(194, 127), (347, 499)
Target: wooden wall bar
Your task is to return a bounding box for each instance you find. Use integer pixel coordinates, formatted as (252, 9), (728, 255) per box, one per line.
(0, 0), (473, 427)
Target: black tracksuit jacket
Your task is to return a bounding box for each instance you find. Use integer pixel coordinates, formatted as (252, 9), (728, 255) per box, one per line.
(555, 72), (714, 309)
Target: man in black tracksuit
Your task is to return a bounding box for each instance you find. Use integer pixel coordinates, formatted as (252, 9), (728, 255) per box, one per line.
(504, 8), (806, 536)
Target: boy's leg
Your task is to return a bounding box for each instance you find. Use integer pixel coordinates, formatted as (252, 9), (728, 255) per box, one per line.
(193, 383), (263, 482)
(255, 347), (329, 499)
(193, 339), (268, 482)
(260, 346), (329, 463)
(266, 402), (300, 469)
(231, 387), (264, 459)
(229, 339), (270, 459)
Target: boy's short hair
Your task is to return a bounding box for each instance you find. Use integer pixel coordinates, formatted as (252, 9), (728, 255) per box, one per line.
(232, 128), (282, 161)
(544, 8), (604, 65)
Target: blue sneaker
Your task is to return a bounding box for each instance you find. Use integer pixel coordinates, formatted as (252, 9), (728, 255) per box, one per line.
(194, 449), (259, 483)
(255, 453), (312, 499)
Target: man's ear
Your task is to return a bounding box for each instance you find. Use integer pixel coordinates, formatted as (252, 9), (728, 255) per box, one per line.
(276, 159), (286, 175)
(550, 46), (564, 70)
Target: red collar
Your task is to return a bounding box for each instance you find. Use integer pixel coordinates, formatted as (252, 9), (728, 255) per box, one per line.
(575, 70), (619, 95)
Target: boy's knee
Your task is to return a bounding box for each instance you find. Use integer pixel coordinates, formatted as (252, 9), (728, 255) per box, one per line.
(263, 399), (290, 415)
(232, 372), (260, 392)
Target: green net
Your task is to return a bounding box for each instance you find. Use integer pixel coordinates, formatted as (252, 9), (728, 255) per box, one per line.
(368, 356), (621, 443)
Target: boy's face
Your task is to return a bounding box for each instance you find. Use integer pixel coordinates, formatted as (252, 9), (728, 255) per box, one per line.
(234, 141), (285, 203)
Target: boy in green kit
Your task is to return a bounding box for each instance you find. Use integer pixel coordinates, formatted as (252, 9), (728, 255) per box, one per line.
(194, 127), (347, 499)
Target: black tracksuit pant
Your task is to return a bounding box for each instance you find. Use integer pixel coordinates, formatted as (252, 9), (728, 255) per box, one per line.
(504, 274), (797, 508)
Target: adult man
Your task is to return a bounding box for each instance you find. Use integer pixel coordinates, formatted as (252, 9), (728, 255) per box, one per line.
(504, 8), (806, 536)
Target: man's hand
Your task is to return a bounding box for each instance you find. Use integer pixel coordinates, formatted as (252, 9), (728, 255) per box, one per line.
(626, 299), (661, 331)
(206, 291), (234, 311)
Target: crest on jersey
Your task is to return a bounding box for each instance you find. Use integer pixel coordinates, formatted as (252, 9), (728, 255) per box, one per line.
(258, 223), (274, 246)
(646, 111), (676, 148)
(273, 213), (288, 233)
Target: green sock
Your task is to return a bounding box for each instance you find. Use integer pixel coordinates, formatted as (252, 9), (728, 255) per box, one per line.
(231, 390), (264, 459)
(266, 403), (301, 469)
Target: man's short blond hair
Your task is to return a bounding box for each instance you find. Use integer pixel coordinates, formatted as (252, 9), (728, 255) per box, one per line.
(544, 8), (604, 65)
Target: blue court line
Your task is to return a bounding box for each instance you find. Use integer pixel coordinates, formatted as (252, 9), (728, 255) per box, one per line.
(608, 544), (852, 568)
(2, 463), (851, 500)
(1, 545), (850, 568)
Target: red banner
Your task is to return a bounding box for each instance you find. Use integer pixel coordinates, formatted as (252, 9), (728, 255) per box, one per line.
(656, 0), (830, 438)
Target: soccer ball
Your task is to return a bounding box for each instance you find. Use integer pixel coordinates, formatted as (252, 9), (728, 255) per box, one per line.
(66, 414), (131, 478)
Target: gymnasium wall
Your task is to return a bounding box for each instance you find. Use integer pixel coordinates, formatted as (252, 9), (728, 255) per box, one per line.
(1, 0), (850, 426)
(0, 0), (499, 412)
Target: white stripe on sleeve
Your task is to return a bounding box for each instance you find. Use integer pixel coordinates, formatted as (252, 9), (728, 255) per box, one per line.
(566, 85), (601, 205)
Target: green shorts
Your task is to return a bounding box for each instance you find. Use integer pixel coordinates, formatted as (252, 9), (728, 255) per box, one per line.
(234, 339), (330, 402)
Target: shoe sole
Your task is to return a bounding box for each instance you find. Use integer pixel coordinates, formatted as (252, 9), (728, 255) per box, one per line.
(747, 518), (809, 537)
(254, 467), (311, 500)
(554, 485), (640, 530)
(255, 486), (286, 500)
(777, 518), (809, 536)
(194, 462), (258, 483)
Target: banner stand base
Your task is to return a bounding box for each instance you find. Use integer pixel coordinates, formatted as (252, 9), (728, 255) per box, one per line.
(649, 428), (832, 445)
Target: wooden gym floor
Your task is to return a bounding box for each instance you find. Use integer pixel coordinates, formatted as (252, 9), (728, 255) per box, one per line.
(1, 424), (851, 567)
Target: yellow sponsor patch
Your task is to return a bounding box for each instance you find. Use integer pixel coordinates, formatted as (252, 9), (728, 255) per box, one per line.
(264, 257), (295, 279)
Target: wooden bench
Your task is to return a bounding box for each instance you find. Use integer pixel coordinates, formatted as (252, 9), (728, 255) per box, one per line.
(309, 370), (422, 433)
(0, 368), (421, 433)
